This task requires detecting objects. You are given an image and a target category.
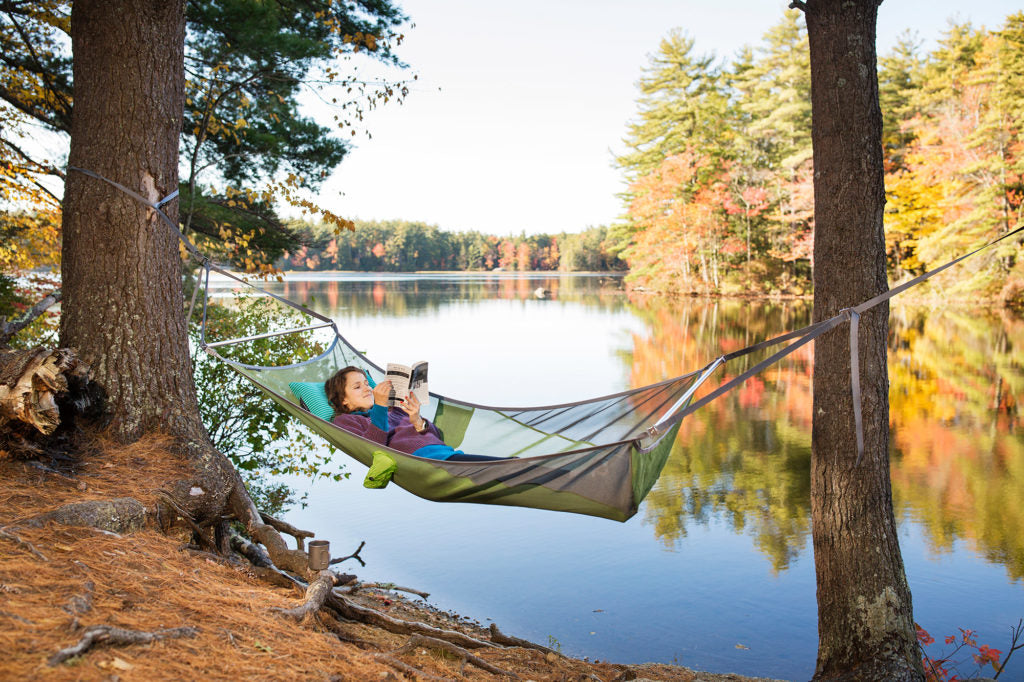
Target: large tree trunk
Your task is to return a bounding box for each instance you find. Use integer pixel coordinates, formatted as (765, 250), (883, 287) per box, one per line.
(61, 0), (197, 444)
(59, 0), (307, 574)
(803, 1), (923, 679)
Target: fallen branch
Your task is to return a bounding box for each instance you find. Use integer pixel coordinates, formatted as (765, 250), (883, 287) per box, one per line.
(327, 592), (496, 650)
(374, 652), (451, 681)
(489, 623), (559, 655)
(48, 624), (199, 666)
(329, 539), (366, 567)
(259, 512), (314, 550)
(392, 634), (518, 679)
(273, 570), (337, 623)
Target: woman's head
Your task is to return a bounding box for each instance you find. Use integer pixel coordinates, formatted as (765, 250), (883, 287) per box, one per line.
(326, 366), (373, 414)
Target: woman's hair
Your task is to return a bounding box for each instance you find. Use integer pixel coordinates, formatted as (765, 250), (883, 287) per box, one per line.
(326, 366), (368, 414)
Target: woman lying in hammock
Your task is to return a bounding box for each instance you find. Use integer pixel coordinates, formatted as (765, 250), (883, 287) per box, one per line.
(326, 366), (503, 462)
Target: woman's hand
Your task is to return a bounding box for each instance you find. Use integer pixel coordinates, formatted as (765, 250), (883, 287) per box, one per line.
(400, 391), (426, 432)
(373, 380), (393, 407)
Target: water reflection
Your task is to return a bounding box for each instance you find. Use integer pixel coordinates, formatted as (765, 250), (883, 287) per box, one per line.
(626, 294), (1024, 580)
(627, 295), (814, 572)
(889, 307), (1024, 581)
(270, 272), (628, 319)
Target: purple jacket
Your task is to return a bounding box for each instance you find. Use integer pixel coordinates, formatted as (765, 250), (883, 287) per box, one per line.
(333, 404), (445, 456)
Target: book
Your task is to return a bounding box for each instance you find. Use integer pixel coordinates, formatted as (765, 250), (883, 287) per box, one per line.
(385, 361), (429, 407)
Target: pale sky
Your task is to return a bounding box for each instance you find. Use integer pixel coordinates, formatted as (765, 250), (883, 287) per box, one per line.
(305, 1), (1019, 236)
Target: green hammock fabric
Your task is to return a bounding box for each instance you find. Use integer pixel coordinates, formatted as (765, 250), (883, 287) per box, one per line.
(219, 333), (712, 522)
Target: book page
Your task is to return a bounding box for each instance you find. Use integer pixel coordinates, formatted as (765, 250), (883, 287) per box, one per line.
(385, 363), (412, 406)
(385, 361), (429, 406)
(408, 361), (429, 405)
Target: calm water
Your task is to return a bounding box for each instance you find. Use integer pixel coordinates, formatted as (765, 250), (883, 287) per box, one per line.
(213, 272), (1023, 681)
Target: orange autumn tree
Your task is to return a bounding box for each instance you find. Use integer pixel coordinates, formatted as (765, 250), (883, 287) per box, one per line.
(886, 17), (1024, 302)
(624, 151), (738, 293)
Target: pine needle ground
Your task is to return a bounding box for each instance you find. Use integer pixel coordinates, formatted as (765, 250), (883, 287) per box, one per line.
(0, 434), (780, 681)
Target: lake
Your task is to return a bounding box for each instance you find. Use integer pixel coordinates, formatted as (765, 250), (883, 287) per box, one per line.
(208, 271), (1023, 681)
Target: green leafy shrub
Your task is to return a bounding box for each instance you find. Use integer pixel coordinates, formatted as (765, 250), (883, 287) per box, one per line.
(190, 292), (345, 515)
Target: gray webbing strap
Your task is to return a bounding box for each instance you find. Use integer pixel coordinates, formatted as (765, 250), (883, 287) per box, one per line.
(847, 309), (864, 463)
(66, 166), (336, 331)
(185, 259), (207, 329)
(67, 165), (203, 261)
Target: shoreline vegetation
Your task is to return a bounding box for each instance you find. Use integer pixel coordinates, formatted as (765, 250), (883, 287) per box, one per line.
(0, 434), (784, 682)
(219, 266), (1019, 309)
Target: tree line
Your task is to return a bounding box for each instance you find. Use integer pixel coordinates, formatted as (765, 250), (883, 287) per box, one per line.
(280, 220), (625, 272)
(613, 10), (1024, 305)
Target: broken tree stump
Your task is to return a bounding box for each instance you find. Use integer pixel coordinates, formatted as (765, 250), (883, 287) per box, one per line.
(0, 347), (101, 459)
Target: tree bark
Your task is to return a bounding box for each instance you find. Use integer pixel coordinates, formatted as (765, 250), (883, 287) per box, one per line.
(62, 0), (197, 445)
(803, 1), (923, 679)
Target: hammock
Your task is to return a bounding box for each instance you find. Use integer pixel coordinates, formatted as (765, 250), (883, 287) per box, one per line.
(68, 166), (1024, 522)
(198, 258), (725, 521)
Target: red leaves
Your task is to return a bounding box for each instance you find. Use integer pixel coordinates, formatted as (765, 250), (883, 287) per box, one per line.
(972, 644), (1002, 667)
(919, 623), (1005, 681)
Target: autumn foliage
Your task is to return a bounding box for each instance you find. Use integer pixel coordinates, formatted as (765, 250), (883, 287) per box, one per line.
(615, 11), (1024, 302)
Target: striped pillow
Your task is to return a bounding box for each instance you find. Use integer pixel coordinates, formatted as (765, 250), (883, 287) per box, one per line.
(289, 381), (334, 421)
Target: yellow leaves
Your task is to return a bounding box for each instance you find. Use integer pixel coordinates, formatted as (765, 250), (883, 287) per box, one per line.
(0, 210), (61, 271)
(341, 31), (379, 52)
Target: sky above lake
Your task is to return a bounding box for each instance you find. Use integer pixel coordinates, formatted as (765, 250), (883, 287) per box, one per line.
(308, 0), (1021, 236)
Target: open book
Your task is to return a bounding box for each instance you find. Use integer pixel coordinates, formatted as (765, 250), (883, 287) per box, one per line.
(385, 361), (429, 407)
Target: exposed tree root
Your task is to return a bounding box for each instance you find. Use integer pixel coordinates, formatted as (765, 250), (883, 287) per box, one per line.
(61, 579), (95, 629)
(274, 570), (338, 623)
(320, 614), (378, 649)
(327, 591), (496, 650)
(25, 460), (86, 489)
(260, 511), (314, 550)
(489, 622), (560, 656)
(22, 497), (147, 534)
(228, 526), (274, 567)
(392, 634), (519, 679)
(48, 624), (199, 666)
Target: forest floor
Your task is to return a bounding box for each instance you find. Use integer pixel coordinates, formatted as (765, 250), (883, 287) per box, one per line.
(0, 434), (787, 681)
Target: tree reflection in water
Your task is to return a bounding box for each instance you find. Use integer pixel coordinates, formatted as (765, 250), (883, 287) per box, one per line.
(628, 294), (1023, 580)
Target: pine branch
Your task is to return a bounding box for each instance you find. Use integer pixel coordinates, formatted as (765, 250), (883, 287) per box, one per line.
(0, 289), (61, 346)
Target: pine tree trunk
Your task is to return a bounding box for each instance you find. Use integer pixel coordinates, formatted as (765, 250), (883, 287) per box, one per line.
(58, 0), (309, 574)
(804, 1), (924, 679)
(61, 0), (197, 444)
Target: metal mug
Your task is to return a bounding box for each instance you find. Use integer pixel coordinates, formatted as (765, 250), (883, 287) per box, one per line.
(308, 540), (330, 571)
